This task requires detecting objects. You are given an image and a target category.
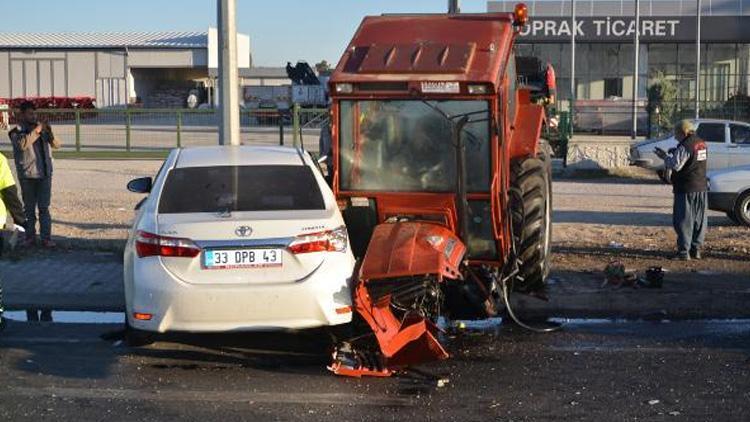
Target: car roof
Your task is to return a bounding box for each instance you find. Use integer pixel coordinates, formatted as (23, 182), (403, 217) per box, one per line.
(174, 146), (309, 168)
(693, 118), (750, 125)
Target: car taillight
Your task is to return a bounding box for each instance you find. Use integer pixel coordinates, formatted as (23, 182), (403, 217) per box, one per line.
(288, 226), (348, 254)
(135, 230), (200, 258)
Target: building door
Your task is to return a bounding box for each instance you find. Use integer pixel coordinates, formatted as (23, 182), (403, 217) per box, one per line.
(96, 78), (126, 108)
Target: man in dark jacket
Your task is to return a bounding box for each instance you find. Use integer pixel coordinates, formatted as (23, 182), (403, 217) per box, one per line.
(8, 101), (60, 248)
(655, 120), (708, 260)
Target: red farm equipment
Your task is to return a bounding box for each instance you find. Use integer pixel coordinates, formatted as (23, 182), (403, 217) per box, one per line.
(323, 4), (555, 377)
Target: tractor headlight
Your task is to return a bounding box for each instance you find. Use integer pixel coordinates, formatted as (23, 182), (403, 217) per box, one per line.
(467, 84), (489, 95)
(335, 83), (353, 94)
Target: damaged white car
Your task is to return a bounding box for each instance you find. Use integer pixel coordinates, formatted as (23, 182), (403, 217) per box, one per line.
(123, 146), (355, 344)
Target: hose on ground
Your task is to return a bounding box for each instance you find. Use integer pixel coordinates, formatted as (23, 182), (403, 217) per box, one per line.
(501, 185), (562, 334)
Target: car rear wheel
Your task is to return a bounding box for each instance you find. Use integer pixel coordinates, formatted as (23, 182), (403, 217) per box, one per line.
(733, 191), (750, 227)
(726, 211), (741, 225)
(510, 142), (553, 294)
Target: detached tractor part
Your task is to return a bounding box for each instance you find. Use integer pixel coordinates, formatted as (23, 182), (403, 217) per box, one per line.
(326, 4), (554, 377)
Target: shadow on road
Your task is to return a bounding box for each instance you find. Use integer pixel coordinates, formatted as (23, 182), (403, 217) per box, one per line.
(52, 219), (130, 231)
(123, 329), (335, 376)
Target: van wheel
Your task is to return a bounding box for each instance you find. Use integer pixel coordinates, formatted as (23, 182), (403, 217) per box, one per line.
(510, 142), (553, 294)
(733, 191), (750, 227)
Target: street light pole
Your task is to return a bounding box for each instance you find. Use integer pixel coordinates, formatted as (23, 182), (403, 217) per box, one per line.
(448, 0), (460, 14)
(695, 0), (702, 119)
(217, 0), (240, 146)
(631, 0), (640, 140)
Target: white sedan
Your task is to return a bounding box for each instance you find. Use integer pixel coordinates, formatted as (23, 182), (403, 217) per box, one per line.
(123, 146), (355, 343)
(630, 119), (750, 171)
(708, 164), (750, 227)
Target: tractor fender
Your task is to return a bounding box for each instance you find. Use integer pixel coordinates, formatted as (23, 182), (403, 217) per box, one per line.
(510, 103), (546, 159)
(359, 222), (466, 282)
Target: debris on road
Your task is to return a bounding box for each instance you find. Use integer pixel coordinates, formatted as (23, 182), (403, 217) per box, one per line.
(602, 262), (638, 288)
(640, 266), (666, 288)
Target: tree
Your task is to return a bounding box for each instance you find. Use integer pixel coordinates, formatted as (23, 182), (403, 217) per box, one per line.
(315, 60), (332, 76)
(646, 72), (678, 137)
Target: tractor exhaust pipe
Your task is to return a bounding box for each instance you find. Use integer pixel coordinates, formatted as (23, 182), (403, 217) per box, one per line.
(448, 0), (460, 14)
(454, 116), (470, 244)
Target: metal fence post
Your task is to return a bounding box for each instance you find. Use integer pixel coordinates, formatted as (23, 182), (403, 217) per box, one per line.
(125, 110), (132, 152)
(176, 110), (183, 148)
(292, 103), (300, 147)
(74, 110), (81, 152)
(279, 113), (284, 146)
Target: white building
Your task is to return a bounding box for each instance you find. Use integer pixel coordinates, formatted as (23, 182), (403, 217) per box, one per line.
(0, 29), (268, 108)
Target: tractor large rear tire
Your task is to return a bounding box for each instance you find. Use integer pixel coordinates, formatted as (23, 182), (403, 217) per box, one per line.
(510, 142), (553, 294)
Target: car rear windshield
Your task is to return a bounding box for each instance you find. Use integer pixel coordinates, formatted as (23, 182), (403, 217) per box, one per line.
(158, 165), (325, 214)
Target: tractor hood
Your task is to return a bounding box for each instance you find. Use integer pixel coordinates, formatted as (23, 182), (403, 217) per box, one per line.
(359, 221), (466, 281)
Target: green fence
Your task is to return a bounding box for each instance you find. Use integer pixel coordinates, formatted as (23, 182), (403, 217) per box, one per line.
(2, 106), (329, 155)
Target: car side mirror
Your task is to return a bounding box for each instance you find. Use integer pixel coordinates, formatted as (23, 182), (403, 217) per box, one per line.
(127, 177), (152, 193)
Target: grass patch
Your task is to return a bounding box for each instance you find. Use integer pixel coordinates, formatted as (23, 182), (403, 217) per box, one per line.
(2, 150), (169, 160)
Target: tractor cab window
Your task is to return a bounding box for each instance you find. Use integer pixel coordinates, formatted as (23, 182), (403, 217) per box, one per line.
(338, 100), (491, 192)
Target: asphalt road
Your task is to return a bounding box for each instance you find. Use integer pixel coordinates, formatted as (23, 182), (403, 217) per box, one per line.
(0, 319), (748, 421)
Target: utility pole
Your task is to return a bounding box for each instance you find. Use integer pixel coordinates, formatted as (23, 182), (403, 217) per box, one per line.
(217, 0), (240, 146)
(570, 0), (576, 138)
(695, 0), (702, 119)
(631, 0), (640, 140)
(448, 0), (460, 14)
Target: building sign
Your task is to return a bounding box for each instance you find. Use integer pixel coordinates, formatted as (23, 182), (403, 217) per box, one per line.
(518, 16), (750, 43)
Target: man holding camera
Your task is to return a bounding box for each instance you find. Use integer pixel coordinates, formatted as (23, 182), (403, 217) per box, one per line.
(655, 119), (708, 261)
(9, 101), (61, 248)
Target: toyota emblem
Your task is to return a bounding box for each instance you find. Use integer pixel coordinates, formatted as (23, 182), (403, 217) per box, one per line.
(235, 226), (253, 237)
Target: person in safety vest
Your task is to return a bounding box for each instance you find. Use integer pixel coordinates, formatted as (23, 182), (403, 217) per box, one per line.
(0, 151), (26, 331)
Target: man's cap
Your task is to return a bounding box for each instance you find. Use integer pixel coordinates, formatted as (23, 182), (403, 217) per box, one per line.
(675, 119), (696, 134)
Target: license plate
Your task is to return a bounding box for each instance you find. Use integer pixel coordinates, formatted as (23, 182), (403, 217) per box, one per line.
(203, 248), (283, 269)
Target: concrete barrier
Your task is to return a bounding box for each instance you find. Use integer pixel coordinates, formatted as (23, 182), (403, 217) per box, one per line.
(565, 135), (635, 170)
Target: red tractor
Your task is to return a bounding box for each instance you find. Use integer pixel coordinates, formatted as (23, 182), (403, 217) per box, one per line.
(323, 4), (554, 377)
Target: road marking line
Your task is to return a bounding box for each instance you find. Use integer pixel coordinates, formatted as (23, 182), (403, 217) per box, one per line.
(1, 386), (412, 407)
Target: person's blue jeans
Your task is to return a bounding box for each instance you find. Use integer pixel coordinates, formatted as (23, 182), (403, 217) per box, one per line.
(20, 178), (52, 241)
(673, 192), (708, 254)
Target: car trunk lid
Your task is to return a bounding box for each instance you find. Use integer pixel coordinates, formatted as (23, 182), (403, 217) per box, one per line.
(157, 210), (336, 285)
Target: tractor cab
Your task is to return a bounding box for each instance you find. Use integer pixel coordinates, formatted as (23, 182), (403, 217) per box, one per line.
(328, 12), (522, 264)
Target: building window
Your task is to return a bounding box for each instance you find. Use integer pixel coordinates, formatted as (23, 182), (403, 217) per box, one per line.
(604, 78), (623, 98)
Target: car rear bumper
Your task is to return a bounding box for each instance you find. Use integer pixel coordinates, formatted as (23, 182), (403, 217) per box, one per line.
(127, 255), (354, 333)
(708, 192), (737, 212)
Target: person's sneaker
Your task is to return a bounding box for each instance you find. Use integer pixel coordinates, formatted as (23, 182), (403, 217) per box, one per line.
(21, 237), (36, 248)
(690, 249), (702, 260)
(41, 239), (56, 249)
(671, 251), (691, 261)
